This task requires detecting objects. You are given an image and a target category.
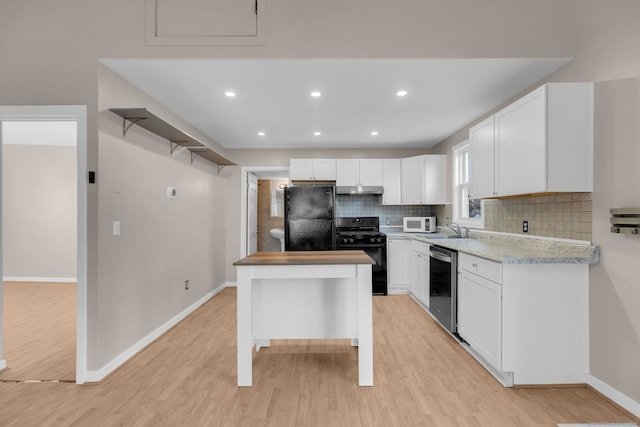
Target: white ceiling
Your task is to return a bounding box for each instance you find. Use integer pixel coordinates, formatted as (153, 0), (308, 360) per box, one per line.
(102, 58), (571, 150)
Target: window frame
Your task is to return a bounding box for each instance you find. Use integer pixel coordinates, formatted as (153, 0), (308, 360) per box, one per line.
(452, 140), (484, 229)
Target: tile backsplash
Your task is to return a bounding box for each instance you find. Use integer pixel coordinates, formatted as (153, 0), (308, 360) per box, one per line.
(433, 193), (592, 242)
(336, 195), (433, 226)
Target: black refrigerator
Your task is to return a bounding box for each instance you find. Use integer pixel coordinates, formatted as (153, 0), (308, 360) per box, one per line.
(284, 186), (336, 251)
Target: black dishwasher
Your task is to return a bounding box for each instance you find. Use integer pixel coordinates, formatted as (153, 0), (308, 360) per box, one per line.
(429, 245), (458, 334)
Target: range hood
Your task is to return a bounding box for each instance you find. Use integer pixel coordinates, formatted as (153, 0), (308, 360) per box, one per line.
(336, 185), (384, 195)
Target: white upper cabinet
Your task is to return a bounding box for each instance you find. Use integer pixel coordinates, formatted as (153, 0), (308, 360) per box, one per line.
(290, 159), (336, 181)
(470, 82), (593, 199)
(469, 116), (496, 199)
(495, 86), (549, 196)
(401, 155), (425, 204)
(382, 159), (402, 205)
(401, 155), (447, 205)
(358, 159), (383, 186)
(424, 155), (447, 204)
(336, 159), (359, 186)
(291, 155), (445, 205)
(336, 159), (383, 187)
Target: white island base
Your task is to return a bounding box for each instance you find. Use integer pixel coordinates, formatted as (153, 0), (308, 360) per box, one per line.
(234, 251), (374, 387)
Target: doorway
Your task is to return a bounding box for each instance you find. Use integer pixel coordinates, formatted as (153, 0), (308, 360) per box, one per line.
(0, 106), (87, 383)
(240, 167), (289, 258)
(2, 120), (77, 381)
(256, 178), (287, 252)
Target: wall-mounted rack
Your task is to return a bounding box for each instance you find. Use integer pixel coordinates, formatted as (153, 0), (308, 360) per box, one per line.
(109, 108), (235, 173)
(610, 208), (640, 235)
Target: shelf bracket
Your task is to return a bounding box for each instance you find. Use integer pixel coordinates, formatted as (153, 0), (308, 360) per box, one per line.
(185, 147), (212, 164)
(170, 141), (190, 155)
(217, 164), (227, 174)
(122, 118), (147, 138)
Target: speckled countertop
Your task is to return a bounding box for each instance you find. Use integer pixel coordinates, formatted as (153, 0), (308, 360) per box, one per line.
(382, 227), (599, 264)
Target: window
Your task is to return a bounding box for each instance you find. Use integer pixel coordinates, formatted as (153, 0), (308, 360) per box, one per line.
(452, 140), (484, 228)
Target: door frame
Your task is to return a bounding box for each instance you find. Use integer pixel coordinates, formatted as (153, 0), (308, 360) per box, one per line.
(0, 105), (88, 383)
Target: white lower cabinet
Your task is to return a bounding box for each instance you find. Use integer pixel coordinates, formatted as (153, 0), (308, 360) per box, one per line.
(387, 237), (409, 293)
(457, 253), (589, 386)
(458, 263), (502, 371)
(408, 241), (430, 307)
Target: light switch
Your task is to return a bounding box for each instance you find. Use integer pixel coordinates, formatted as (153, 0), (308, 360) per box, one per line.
(113, 220), (121, 236)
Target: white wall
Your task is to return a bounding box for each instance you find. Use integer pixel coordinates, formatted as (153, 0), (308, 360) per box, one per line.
(2, 144), (77, 279)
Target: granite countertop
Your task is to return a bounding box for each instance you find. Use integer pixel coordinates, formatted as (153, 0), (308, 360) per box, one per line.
(382, 228), (599, 264)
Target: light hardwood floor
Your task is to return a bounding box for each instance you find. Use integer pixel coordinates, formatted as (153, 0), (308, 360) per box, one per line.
(0, 287), (638, 426)
(0, 281), (75, 382)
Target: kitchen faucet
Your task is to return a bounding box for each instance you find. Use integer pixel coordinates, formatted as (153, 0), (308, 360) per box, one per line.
(443, 223), (469, 238)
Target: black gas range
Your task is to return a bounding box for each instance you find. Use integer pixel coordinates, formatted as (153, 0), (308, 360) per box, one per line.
(335, 217), (387, 295)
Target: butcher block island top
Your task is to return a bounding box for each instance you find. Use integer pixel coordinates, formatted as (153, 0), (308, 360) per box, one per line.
(233, 250), (375, 266)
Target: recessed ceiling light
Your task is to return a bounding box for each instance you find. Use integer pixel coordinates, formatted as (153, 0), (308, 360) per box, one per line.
(396, 90), (408, 97)
(370, 131), (379, 136)
(310, 91), (322, 98)
(257, 131), (266, 136)
(225, 91), (236, 98)
(313, 131), (322, 136)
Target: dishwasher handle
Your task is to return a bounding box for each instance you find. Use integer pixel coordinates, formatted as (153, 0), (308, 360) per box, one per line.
(430, 248), (452, 263)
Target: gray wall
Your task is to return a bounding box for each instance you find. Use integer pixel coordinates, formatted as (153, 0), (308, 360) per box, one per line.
(1, 0), (638, 404)
(96, 66), (230, 370)
(432, 0), (640, 404)
(2, 144), (77, 279)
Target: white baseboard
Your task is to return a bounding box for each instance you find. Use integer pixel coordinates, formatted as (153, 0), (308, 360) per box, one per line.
(3, 276), (77, 283)
(225, 281), (237, 287)
(0, 359), (6, 370)
(387, 285), (409, 295)
(587, 374), (640, 418)
(83, 283), (227, 383)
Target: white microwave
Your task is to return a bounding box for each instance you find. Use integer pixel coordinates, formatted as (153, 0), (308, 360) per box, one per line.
(403, 216), (437, 233)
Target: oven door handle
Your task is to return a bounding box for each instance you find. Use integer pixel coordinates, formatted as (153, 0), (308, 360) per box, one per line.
(429, 250), (452, 263)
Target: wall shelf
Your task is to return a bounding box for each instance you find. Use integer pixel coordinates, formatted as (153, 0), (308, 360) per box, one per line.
(109, 108), (235, 171)
(610, 208), (640, 235)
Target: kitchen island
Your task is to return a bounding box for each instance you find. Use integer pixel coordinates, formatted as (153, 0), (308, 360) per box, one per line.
(233, 250), (375, 387)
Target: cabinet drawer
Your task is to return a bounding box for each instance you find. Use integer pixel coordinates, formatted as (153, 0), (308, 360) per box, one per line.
(459, 253), (502, 284)
(409, 240), (430, 255)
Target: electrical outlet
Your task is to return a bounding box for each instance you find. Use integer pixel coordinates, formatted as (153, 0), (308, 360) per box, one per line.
(385, 217), (391, 225)
(446, 217), (450, 226)
(523, 220), (529, 233)
(185, 280), (189, 290)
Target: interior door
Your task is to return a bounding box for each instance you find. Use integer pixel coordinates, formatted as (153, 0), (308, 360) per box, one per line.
(247, 173), (258, 255)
